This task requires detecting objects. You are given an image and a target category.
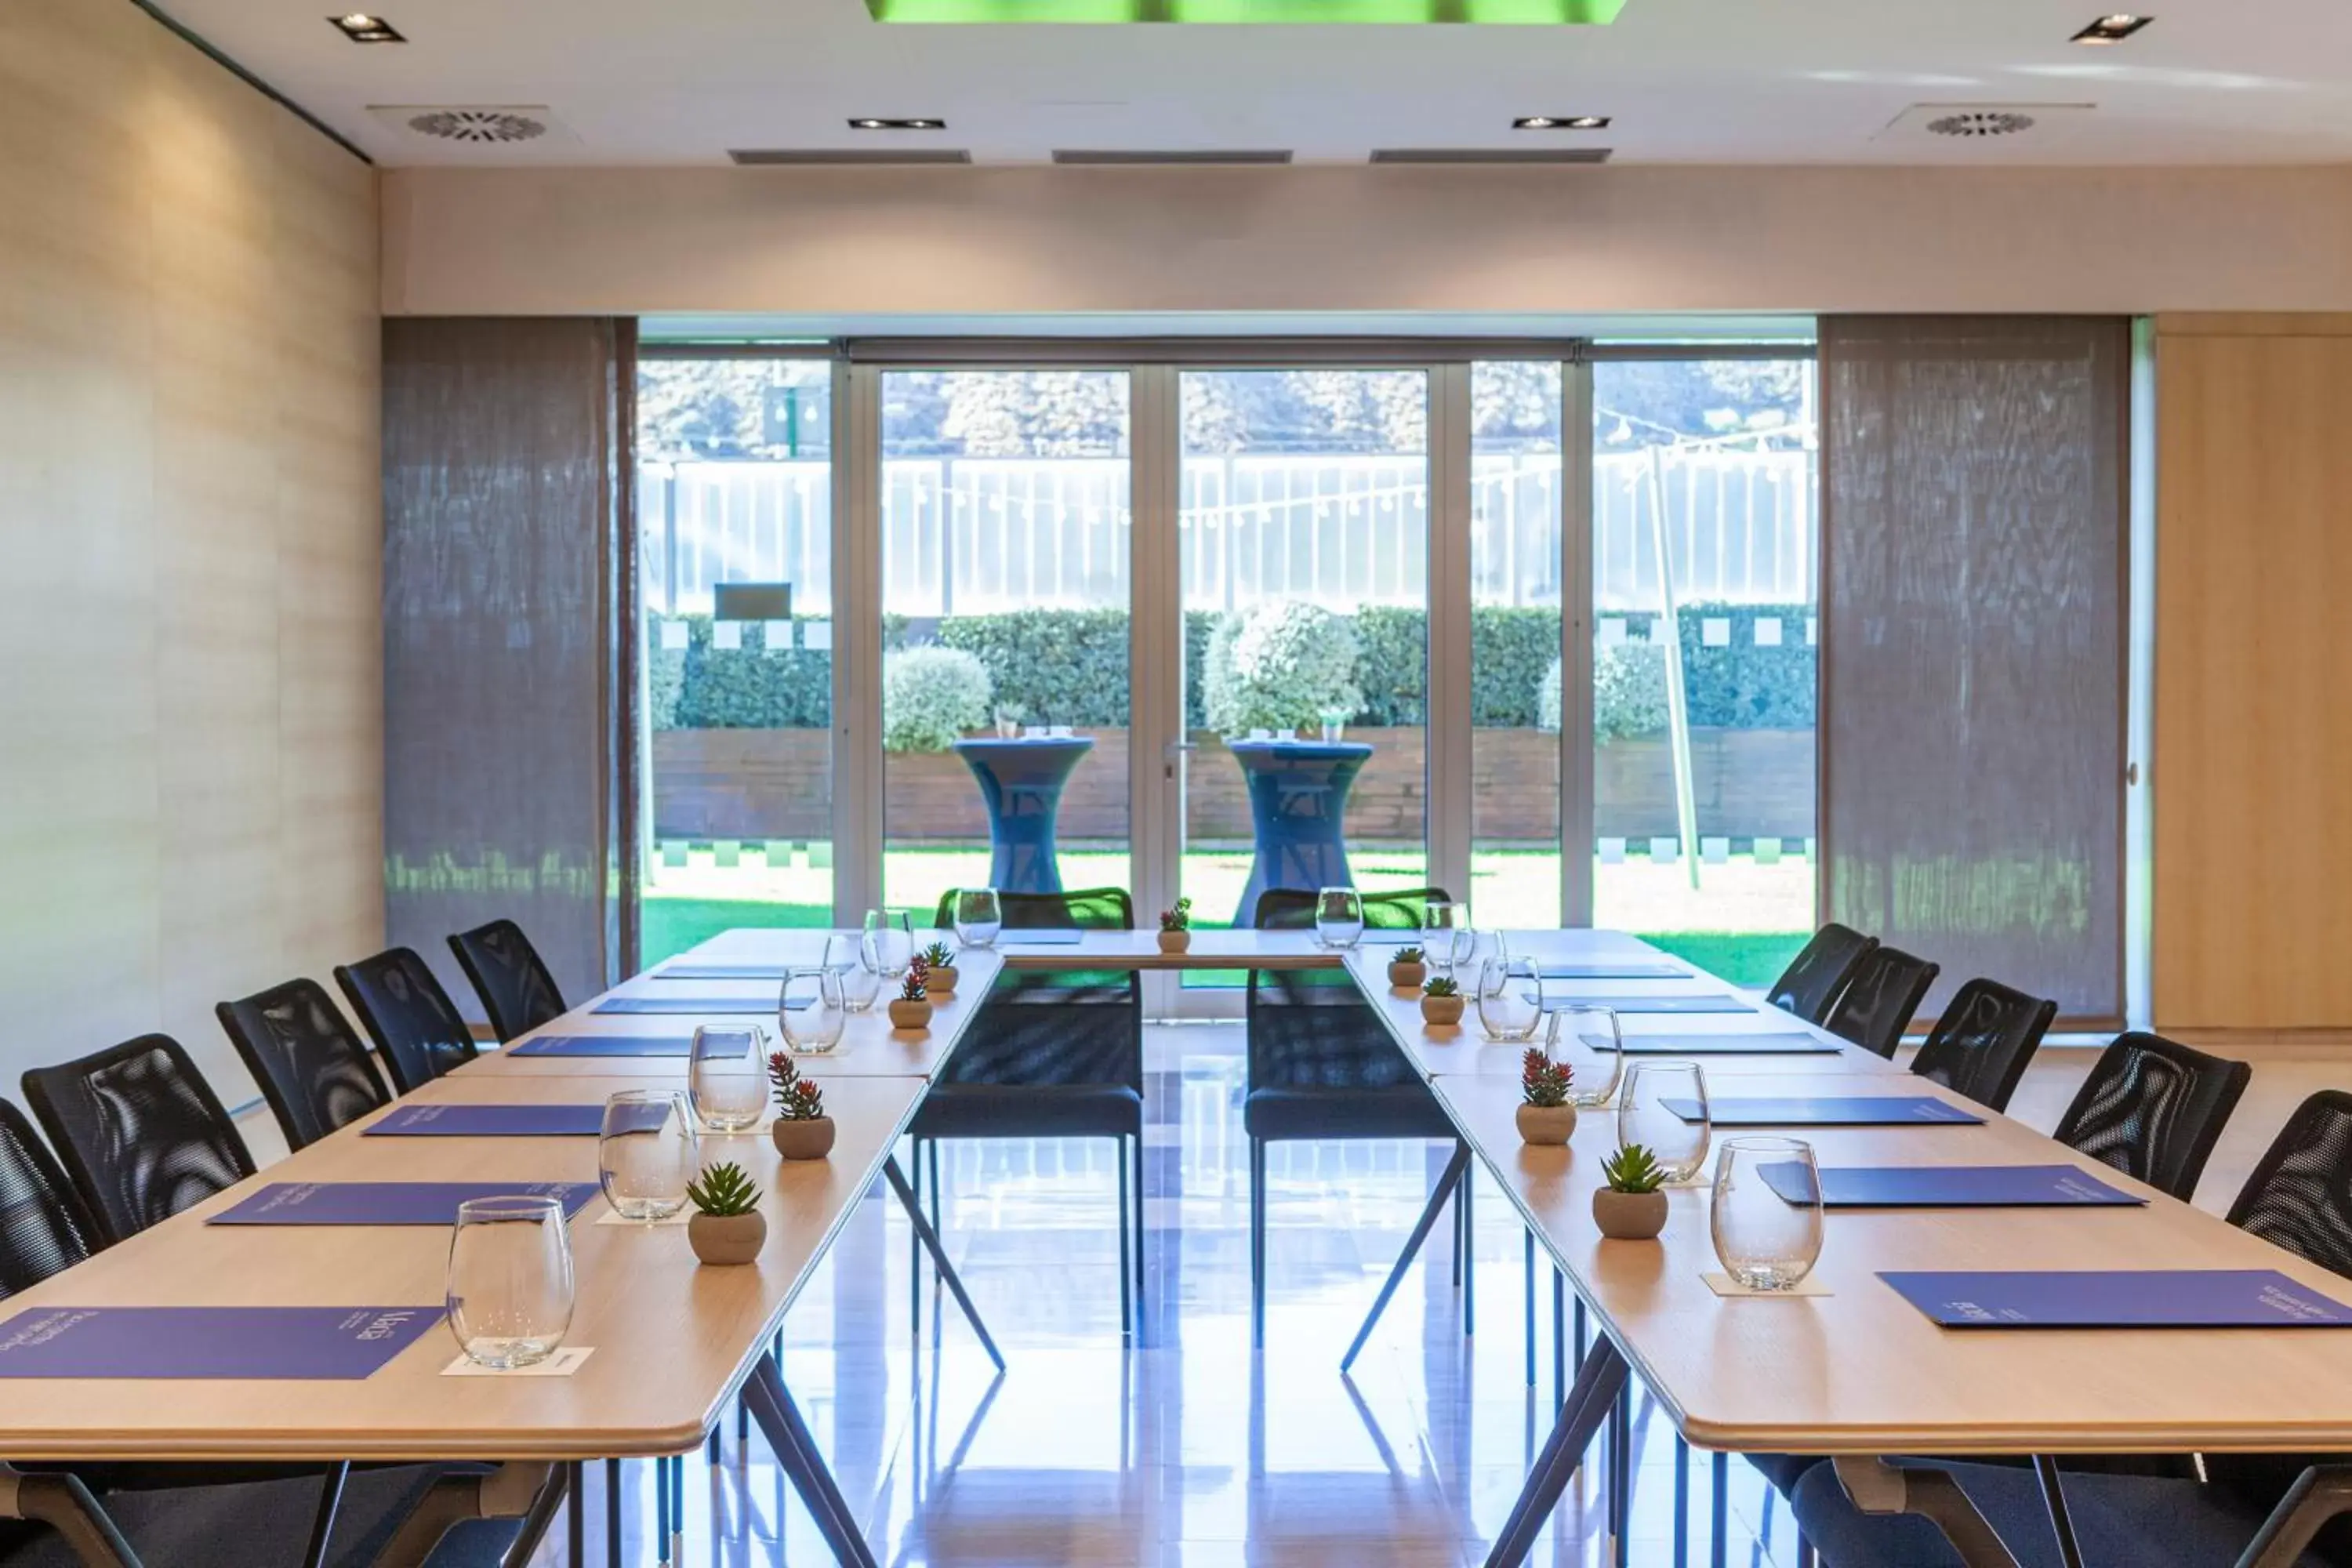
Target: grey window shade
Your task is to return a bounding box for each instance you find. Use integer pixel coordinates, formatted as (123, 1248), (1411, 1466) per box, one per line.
(382, 318), (638, 1018)
(1820, 317), (2127, 1026)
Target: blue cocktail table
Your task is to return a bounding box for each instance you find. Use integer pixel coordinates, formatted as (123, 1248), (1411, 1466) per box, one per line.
(953, 735), (1095, 895)
(1226, 739), (1374, 925)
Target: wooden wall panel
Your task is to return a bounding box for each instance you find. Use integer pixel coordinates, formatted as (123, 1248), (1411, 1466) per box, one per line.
(0, 0), (379, 1100)
(2154, 318), (2352, 1029)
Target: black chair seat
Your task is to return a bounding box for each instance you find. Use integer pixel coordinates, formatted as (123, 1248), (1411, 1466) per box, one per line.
(911, 1084), (1142, 1142)
(1244, 1085), (1456, 1143)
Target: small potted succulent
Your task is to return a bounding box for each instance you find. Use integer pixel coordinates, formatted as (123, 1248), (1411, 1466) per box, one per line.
(920, 939), (959, 997)
(1517, 1050), (1578, 1145)
(1594, 1144), (1670, 1240)
(1388, 945), (1428, 990)
(1421, 974), (1465, 1027)
(887, 954), (933, 1032)
(993, 702), (1028, 739)
(768, 1051), (835, 1160)
(685, 1161), (767, 1265)
(1158, 895), (1193, 954)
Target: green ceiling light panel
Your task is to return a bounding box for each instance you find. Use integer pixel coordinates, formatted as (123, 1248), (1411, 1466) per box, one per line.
(867, 0), (1627, 21)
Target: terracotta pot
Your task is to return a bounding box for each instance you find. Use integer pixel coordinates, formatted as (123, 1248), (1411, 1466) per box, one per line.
(1516, 1103), (1579, 1145)
(1421, 994), (1465, 1027)
(927, 964), (959, 996)
(688, 1210), (767, 1266)
(1388, 960), (1427, 990)
(888, 998), (933, 1032)
(1592, 1188), (1668, 1241)
(771, 1116), (836, 1161)
(1158, 930), (1191, 954)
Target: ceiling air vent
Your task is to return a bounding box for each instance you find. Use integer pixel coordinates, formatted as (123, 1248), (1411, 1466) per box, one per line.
(368, 105), (573, 147)
(729, 148), (972, 165)
(1051, 150), (1293, 165)
(1928, 110), (2034, 139)
(1371, 147), (1612, 165)
(1876, 102), (2094, 143)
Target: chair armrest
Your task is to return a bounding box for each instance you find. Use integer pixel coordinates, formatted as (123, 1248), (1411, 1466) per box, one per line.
(0, 1466), (139, 1568)
(1831, 1456), (2024, 1568)
(2239, 1465), (2352, 1568)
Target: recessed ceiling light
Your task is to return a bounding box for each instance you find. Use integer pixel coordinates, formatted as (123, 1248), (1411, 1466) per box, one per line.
(328, 12), (405, 42)
(2071, 13), (2152, 43)
(1514, 114), (1611, 130)
(849, 117), (947, 131)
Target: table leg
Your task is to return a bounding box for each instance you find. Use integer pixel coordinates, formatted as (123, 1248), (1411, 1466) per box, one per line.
(1340, 1142), (1472, 1373)
(743, 1350), (881, 1568)
(565, 1461), (583, 1568)
(883, 1156), (1005, 1372)
(604, 1459), (620, 1566)
(1551, 1267), (1566, 1413)
(2034, 1456), (2087, 1568)
(1710, 1451), (1728, 1568)
(1523, 1230), (1535, 1387)
(300, 1461), (348, 1568)
(1481, 1336), (1630, 1567)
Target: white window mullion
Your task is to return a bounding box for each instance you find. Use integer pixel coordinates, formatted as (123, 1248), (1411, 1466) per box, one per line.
(1426, 363), (1474, 909)
(831, 361), (884, 927)
(1561, 359), (1597, 929)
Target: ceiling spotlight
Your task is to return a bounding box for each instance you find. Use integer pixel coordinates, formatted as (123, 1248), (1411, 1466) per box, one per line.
(2071, 13), (2152, 42)
(1514, 114), (1611, 130)
(849, 117), (947, 131)
(328, 12), (405, 42)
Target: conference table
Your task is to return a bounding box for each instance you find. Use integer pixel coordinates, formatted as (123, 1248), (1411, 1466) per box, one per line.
(4, 925), (2352, 1568)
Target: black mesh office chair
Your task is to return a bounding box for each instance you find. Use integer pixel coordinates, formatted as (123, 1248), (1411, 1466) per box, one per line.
(2054, 1032), (2251, 1203)
(1792, 1091), (2352, 1567)
(21, 1035), (256, 1246)
(1766, 923), (1878, 1025)
(1245, 886), (1467, 1349)
(216, 979), (391, 1152)
(335, 947), (480, 1094)
(446, 920), (567, 1044)
(1820, 945), (1940, 1059)
(913, 887), (1146, 1338)
(1907, 978), (2056, 1114)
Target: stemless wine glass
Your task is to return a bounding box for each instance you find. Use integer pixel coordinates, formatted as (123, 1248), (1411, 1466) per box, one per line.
(1314, 887), (1365, 949)
(862, 909), (915, 980)
(1711, 1137), (1825, 1291)
(1476, 955), (1546, 1042)
(953, 887), (1004, 949)
(1617, 1060), (1711, 1184)
(598, 1090), (698, 1222)
(824, 932), (880, 1014)
(688, 1025), (766, 1133)
(780, 965), (848, 1054)
(1424, 901), (1472, 977)
(1548, 1002), (1626, 1109)
(446, 1194), (575, 1370)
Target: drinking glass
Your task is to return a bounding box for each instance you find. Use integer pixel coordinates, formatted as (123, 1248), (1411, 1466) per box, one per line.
(953, 888), (1004, 949)
(1475, 955), (1545, 1042)
(1547, 1002), (1626, 1109)
(598, 1090), (698, 1222)
(688, 1025), (766, 1132)
(1314, 887), (1365, 949)
(780, 965), (848, 1054)
(1617, 1060), (1711, 1184)
(446, 1195), (575, 1370)
(1711, 1137), (1825, 1291)
(1424, 902), (1473, 977)
(862, 909), (915, 979)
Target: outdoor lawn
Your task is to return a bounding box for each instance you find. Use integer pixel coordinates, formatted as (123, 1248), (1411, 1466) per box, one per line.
(641, 844), (1811, 987)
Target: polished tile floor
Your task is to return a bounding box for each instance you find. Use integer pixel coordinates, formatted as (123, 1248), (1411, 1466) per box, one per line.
(527, 1022), (1825, 1567)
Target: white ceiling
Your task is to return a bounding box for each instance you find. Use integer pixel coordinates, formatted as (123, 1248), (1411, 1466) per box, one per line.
(165, 0), (2352, 167)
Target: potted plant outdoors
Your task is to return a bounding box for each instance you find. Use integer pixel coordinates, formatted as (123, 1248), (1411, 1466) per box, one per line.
(993, 701), (1028, 739)
(887, 954), (934, 1032)
(767, 1052), (836, 1160)
(1594, 1144), (1670, 1240)
(1517, 1050), (1579, 1145)
(1159, 895), (1193, 954)
(1388, 945), (1428, 991)
(920, 940), (959, 996)
(685, 1162), (767, 1265)
(1421, 974), (1465, 1028)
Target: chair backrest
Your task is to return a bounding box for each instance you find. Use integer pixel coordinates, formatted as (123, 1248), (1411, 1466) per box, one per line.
(1766, 923), (1878, 1025)
(447, 919), (568, 1043)
(1907, 978), (2056, 1113)
(216, 978), (392, 1151)
(335, 946), (481, 1094)
(931, 887), (1142, 1089)
(2053, 1032), (2251, 1203)
(1820, 945), (1940, 1059)
(0, 1100), (101, 1292)
(21, 1034), (256, 1246)
(1245, 886), (1449, 1094)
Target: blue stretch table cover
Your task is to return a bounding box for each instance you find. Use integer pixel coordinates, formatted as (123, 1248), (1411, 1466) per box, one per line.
(1226, 740), (1375, 926)
(953, 736), (1096, 895)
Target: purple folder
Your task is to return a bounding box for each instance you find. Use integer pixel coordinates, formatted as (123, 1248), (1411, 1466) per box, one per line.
(1665, 1095), (1984, 1127)
(1000, 929), (1083, 946)
(1760, 1163), (2143, 1209)
(0, 1305), (443, 1379)
(594, 994), (807, 1015)
(208, 1181), (599, 1226)
(1542, 994), (1752, 1014)
(1539, 963), (1692, 981)
(508, 1034), (697, 1058)
(652, 963), (794, 981)
(364, 1102), (667, 1138)
(1882, 1269), (2352, 1329)
(1582, 1031), (1839, 1056)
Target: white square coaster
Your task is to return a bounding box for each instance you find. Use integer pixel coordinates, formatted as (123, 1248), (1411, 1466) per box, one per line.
(594, 1207), (691, 1227)
(1703, 1272), (1831, 1299)
(443, 1346), (597, 1377)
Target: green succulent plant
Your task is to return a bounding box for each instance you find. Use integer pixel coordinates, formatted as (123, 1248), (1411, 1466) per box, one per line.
(1392, 946), (1425, 964)
(1602, 1144), (1668, 1196)
(687, 1161), (763, 1218)
(1423, 975), (1461, 999)
(920, 940), (955, 968)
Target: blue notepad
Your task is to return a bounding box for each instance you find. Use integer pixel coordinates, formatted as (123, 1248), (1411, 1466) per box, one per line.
(1582, 1031), (1839, 1056)
(209, 1181), (599, 1226)
(1881, 1269), (2352, 1329)
(594, 994), (808, 1014)
(1539, 962), (1692, 981)
(1000, 929), (1083, 946)
(652, 964), (793, 981)
(1760, 1163), (2143, 1209)
(0, 1305), (443, 1379)
(364, 1102), (667, 1138)
(509, 1034), (698, 1058)
(1543, 993), (1751, 1014)
(1665, 1095), (1984, 1127)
